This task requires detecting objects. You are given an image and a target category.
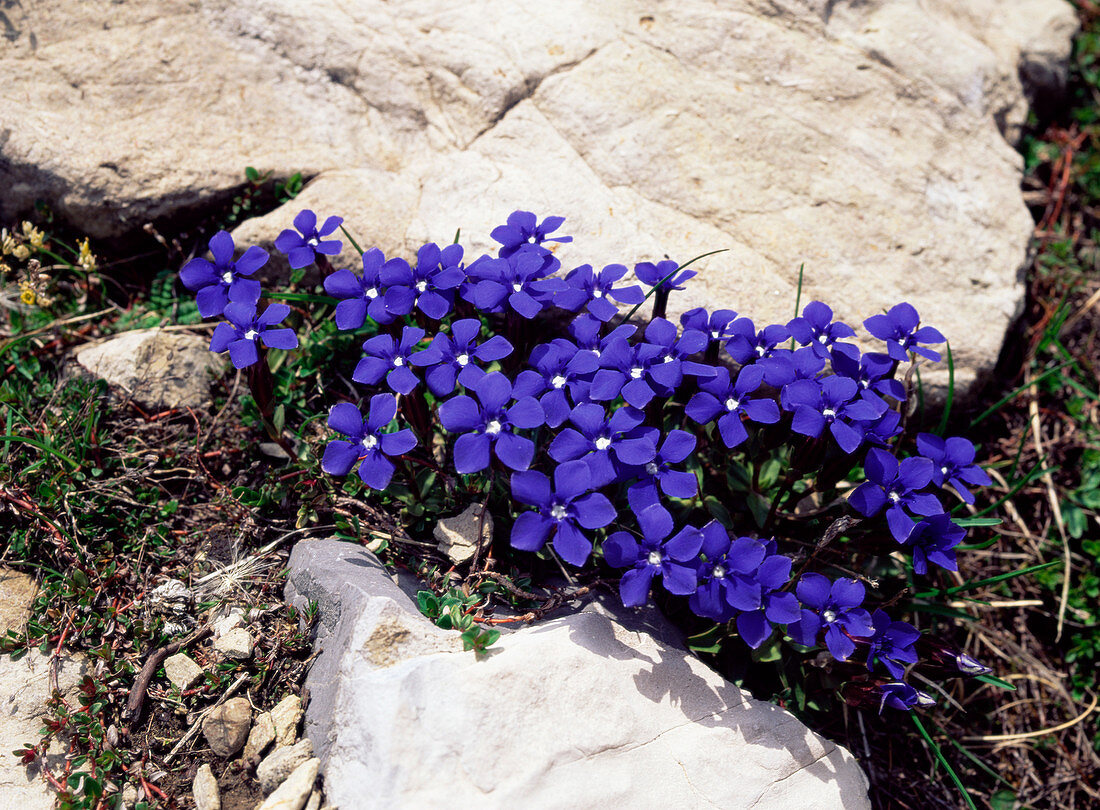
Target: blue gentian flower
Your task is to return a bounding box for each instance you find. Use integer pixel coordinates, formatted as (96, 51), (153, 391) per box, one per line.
(410, 318), (513, 396)
(877, 682), (936, 713)
(860, 409), (904, 448)
(323, 248), (396, 329)
(635, 259), (696, 292)
(180, 231), (265, 318)
(510, 459), (615, 566)
(641, 318), (716, 391)
(274, 210), (343, 269)
(353, 326), (433, 394)
(548, 402), (657, 487)
(787, 301), (858, 361)
(904, 513), (966, 574)
(831, 349), (906, 402)
(321, 395), (417, 490)
(866, 609), (920, 679)
(569, 314), (636, 360)
(209, 302), (298, 369)
(915, 433), (991, 504)
(685, 365), (780, 448)
(782, 376), (887, 454)
(512, 340), (599, 427)
(588, 339), (666, 408)
(863, 302), (945, 363)
(603, 500), (703, 606)
(725, 317), (790, 365)
(680, 307), (738, 348)
(787, 573), (874, 660)
(622, 429), (699, 503)
(491, 211), (572, 259)
(555, 263), (645, 322)
(438, 372), (544, 473)
(734, 541), (800, 648)
(848, 449), (943, 542)
(470, 248), (566, 318)
(381, 242), (465, 321)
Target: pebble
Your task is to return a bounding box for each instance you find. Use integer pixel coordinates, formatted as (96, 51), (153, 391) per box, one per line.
(201, 697), (252, 757)
(270, 694), (304, 746)
(192, 763), (221, 810)
(164, 653), (203, 690)
(257, 738), (313, 795)
(433, 503), (492, 564)
(256, 758), (319, 810)
(244, 710), (277, 761)
(214, 627), (255, 659)
(303, 791), (322, 810)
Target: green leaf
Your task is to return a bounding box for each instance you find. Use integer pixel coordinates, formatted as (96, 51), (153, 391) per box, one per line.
(245, 166), (260, 182)
(990, 789), (1017, 810)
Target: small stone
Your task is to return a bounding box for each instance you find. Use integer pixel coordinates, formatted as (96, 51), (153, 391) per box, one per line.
(434, 504), (492, 565)
(269, 694), (304, 746)
(192, 764), (221, 810)
(244, 711), (277, 761)
(164, 653), (203, 690)
(201, 697), (252, 758)
(257, 738), (313, 795)
(120, 784), (138, 810)
(214, 627), (255, 660)
(303, 791), (322, 810)
(211, 609), (244, 638)
(256, 758), (319, 810)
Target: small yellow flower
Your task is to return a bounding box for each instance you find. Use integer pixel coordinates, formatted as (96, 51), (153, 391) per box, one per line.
(0, 231), (14, 255)
(19, 282), (36, 306)
(12, 244), (30, 261)
(78, 238), (96, 271)
(0, 261), (10, 277)
(20, 221), (44, 249)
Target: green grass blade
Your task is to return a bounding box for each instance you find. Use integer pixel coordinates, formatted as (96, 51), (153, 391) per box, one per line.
(789, 263), (805, 349)
(339, 225), (364, 255)
(935, 341), (955, 436)
(914, 559), (1059, 599)
(968, 362), (1071, 428)
(617, 248), (728, 324)
(969, 464), (1051, 518)
(0, 435), (80, 469)
(975, 673), (1017, 691)
(267, 292), (339, 305)
(911, 714), (977, 810)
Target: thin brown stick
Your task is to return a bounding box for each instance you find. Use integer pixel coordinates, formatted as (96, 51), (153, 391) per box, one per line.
(123, 622), (212, 724)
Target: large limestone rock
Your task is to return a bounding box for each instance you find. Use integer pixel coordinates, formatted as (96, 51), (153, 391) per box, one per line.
(286, 540), (871, 809)
(1, 0), (1079, 394)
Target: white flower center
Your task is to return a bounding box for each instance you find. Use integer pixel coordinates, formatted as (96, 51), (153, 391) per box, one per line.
(645, 462), (659, 476)
(647, 550), (663, 566)
(244, 329), (258, 341)
(711, 330), (720, 340)
(485, 420), (502, 435)
(592, 348), (601, 358)
(512, 282), (524, 292)
(363, 435), (378, 450)
(393, 357), (404, 367)
(887, 490), (901, 504)
(594, 437), (611, 451)
(725, 397), (739, 411)
(662, 355), (674, 363)
(456, 354), (470, 366)
(366, 287), (379, 299)
(940, 465), (949, 476)
(415, 280), (428, 293)
(592, 290), (604, 298)
(823, 609), (837, 624)
(822, 408), (837, 419)
(221, 271), (234, 284)
(755, 345), (766, 357)
(629, 366), (644, 379)
(712, 564), (726, 579)
(551, 374), (566, 389)
(307, 237), (320, 247)
(550, 503), (568, 520)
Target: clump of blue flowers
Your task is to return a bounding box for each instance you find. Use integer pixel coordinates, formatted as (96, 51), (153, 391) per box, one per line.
(179, 208), (997, 720)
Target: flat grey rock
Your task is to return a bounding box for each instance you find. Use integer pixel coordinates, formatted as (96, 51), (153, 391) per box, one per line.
(0, 1), (1079, 398)
(286, 539), (871, 809)
(202, 697), (252, 758)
